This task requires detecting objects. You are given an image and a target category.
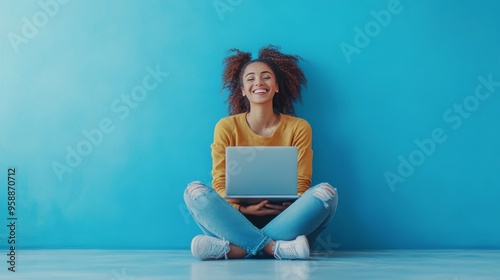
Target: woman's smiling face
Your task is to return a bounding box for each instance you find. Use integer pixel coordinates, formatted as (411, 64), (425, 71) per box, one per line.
(241, 62), (279, 106)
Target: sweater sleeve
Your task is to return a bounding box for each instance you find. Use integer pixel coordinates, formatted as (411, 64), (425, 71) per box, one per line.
(292, 120), (313, 195)
(210, 119), (241, 209)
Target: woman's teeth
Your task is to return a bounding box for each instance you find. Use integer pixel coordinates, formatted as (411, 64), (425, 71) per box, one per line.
(253, 89), (267, 94)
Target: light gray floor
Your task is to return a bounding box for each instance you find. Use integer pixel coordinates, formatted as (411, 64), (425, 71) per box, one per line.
(1, 250), (499, 280)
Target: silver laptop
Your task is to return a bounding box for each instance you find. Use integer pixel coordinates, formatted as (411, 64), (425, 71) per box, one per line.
(225, 146), (299, 204)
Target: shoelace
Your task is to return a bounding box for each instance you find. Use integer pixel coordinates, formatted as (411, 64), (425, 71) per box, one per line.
(273, 241), (297, 260)
(205, 238), (230, 260)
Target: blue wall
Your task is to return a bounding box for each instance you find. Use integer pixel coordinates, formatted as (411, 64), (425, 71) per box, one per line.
(1, 0), (499, 250)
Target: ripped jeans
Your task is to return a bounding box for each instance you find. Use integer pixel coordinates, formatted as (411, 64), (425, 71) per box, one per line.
(183, 182), (338, 258)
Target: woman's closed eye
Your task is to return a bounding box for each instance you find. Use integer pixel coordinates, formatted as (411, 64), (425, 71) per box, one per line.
(247, 76), (270, 82)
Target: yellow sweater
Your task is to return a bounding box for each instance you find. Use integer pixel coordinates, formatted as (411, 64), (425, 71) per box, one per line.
(211, 113), (313, 209)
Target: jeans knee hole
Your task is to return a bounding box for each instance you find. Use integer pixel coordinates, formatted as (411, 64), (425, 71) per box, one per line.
(186, 184), (208, 199)
(313, 185), (335, 207)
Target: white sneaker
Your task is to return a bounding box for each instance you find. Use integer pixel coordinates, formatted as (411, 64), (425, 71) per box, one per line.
(191, 235), (230, 260)
(273, 235), (310, 260)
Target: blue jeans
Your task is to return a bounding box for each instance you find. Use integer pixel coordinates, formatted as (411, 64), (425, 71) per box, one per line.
(183, 181), (338, 258)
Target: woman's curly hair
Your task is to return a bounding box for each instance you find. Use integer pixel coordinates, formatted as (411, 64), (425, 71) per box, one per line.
(222, 45), (307, 116)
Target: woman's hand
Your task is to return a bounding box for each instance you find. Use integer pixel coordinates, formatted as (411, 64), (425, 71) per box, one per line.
(240, 200), (291, 216)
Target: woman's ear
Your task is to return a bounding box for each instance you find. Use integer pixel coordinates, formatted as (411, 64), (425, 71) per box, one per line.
(241, 86), (246, 96)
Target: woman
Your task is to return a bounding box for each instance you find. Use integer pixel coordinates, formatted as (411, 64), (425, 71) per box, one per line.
(184, 45), (338, 260)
